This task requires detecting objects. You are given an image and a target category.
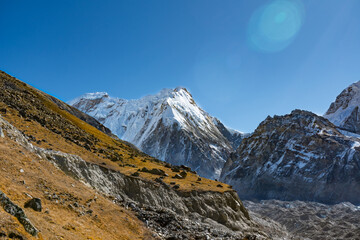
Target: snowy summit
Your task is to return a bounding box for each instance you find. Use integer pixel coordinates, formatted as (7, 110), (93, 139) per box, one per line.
(70, 87), (245, 179)
(324, 81), (360, 134)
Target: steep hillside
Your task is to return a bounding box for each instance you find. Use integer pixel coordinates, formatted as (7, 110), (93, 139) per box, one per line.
(0, 119), (151, 240)
(221, 110), (360, 204)
(324, 81), (360, 134)
(0, 70), (273, 239)
(70, 88), (244, 179)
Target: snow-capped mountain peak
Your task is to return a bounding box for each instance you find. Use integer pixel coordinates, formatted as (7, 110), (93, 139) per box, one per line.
(68, 92), (109, 105)
(324, 81), (360, 134)
(70, 87), (245, 179)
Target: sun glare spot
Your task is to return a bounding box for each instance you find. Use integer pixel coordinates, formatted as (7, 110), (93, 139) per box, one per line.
(248, 0), (305, 53)
(275, 12), (287, 23)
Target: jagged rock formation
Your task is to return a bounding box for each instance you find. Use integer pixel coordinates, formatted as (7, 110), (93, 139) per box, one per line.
(324, 81), (360, 134)
(70, 88), (245, 179)
(0, 191), (39, 236)
(245, 200), (360, 240)
(221, 110), (360, 204)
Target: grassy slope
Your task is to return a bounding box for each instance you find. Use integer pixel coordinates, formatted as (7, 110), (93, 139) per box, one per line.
(0, 135), (151, 239)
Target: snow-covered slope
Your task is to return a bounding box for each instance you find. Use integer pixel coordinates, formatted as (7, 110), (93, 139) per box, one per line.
(221, 110), (360, 204)
(69, 87), (244, 179)
(324, 81), (360, 134)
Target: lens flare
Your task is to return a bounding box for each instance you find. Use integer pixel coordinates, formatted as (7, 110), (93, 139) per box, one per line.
(248, 0), (305, 53)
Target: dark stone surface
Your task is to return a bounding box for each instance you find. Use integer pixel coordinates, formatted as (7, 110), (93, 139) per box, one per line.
(24, 198), (42, 212)
(0, 191), (38, 236)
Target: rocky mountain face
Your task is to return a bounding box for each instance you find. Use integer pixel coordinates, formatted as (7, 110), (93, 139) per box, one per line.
(220, 109), (360, 204)
(70, 88), (244, 179)
(324, 81), (360, 134)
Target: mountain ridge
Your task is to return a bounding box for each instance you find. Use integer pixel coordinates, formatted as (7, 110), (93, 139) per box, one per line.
(221, 109), (360, 204)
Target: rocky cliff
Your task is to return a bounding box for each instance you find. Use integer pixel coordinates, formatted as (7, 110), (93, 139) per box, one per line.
(221, 109), (360, 204)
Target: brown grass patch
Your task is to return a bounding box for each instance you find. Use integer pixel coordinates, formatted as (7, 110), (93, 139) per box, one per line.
(0, 137), (152, 240)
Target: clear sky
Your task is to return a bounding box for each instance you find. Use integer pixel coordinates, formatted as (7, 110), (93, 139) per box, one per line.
(1, 0), (360, 132)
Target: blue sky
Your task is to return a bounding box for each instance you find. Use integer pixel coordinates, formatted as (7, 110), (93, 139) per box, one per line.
(1, 0), (360, 132)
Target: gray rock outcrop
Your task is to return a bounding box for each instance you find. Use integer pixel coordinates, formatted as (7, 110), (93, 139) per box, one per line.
(0, 191), (39, 236)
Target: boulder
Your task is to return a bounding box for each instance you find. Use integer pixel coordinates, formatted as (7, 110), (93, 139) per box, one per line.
(179, 171), (187, 178)
(24, 198), (42, 212)
(148, 168), (166, 176)
(172, 174), (183, 179)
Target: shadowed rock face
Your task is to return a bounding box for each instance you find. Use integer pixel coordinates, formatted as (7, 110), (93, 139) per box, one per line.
(138, 120), (233, 179)
(221, 110), (360, 204)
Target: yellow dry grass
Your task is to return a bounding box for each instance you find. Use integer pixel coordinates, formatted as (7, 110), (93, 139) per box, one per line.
(0, 136), (152, 240)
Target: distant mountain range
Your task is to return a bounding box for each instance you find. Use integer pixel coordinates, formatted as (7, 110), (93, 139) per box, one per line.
(70, 88), (245, 179)
(71, 81), (360, 205)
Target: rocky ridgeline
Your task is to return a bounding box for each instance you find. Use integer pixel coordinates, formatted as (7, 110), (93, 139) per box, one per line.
(0, 115), (286, 239)
(221, 110), (360, 204)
